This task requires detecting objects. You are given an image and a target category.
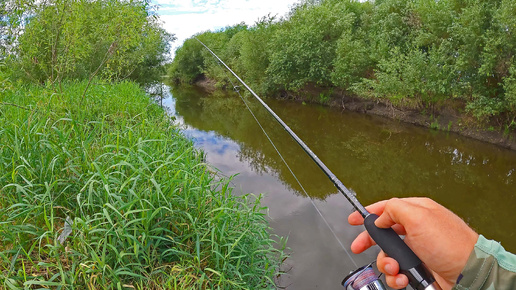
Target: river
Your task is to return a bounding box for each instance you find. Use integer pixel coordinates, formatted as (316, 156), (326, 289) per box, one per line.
(158, 84), (516, 289)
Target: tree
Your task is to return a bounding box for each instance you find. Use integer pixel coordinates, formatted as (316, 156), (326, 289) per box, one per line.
(1, 0), (34, 60)
(5, 0), (172, 87)
(238, 15), (279, 94)
(331, 1), (374, 89)
(267, 1), (351, 91)
(168, 37), (205, 83)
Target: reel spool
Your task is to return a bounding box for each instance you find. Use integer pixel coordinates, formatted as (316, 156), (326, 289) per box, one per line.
(342, 263), (387, 290)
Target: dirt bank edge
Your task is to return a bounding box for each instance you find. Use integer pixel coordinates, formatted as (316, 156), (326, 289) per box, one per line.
(195, 78), (516, 151)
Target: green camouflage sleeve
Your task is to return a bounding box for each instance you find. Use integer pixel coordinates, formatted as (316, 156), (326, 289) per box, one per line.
(453, 235), (516, 290)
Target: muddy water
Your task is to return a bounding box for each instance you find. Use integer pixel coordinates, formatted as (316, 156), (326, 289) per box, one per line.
(162, 85), (516, 289)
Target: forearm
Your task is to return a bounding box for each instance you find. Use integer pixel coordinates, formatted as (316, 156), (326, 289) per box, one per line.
(453, 235), (516, 289)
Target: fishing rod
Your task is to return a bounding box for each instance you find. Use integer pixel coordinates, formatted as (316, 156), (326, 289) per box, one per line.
(195, 37), (441, 290)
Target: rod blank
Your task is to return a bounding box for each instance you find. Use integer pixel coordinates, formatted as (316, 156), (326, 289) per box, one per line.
(195, 37), (368, 217)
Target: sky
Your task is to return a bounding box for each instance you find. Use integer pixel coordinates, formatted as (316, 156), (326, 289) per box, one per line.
(151, 0), (300, 57)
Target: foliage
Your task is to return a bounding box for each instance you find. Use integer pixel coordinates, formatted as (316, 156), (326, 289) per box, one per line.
(266, 1), (351, 90)
(168, 37), (205, 84)
(200, 24), (248, 88)
(330, 2), (374, 89)
(169, 0), (516, 129)
(1, 0), (30, 59)
(504, 61), (516, 112)
(2, 0), (172, 86)
(238, 15), (279, 94)
(354, 44), (456, 108)
(0, 81), (285, 289)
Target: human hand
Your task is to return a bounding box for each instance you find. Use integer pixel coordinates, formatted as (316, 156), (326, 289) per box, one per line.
(348, 197), (479, 290)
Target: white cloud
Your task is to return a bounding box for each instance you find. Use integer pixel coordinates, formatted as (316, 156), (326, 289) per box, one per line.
(152, 0), (299, 57)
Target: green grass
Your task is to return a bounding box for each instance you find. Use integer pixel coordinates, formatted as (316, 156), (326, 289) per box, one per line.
(0, 77), (285, 289)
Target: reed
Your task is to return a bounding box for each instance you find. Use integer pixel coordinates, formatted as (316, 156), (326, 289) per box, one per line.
(0, 79), (285, 289)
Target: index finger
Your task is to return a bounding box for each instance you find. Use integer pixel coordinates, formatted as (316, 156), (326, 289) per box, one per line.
(348, 199), (389, 225)
(348, 197), (434, 226)
(374, 197), (437, 229)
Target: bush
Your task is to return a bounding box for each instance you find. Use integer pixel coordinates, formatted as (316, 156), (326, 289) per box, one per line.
(267, 1), (350, 90)
(4, 0), (172, 86)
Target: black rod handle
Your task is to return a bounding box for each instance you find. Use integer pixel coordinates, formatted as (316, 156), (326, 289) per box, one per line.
(364, 214), (441, 290)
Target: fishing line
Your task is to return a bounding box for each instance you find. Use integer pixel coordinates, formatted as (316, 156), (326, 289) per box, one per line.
(196, 37), (441, 290)
(207, 41), (358, 267)
(195, 38), (368, 217)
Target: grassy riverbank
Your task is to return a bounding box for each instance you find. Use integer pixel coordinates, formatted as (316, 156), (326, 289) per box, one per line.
(0, 79), (284, 289)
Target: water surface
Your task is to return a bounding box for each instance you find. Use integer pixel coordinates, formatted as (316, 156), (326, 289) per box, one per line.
(162, 85), (516, 289)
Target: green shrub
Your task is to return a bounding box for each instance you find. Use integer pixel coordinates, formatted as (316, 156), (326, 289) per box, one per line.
(267, 1), (351, 90)
(3, 0), (171, 86)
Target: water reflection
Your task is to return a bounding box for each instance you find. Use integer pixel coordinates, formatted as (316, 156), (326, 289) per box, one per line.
(164, 85), (516, 289)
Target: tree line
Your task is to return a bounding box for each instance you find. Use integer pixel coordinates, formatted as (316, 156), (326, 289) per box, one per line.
(1, 0), (173, 88)
(169, 0), (516, 129)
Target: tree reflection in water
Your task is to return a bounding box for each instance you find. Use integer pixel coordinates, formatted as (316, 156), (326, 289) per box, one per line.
(169, 84), (516, 253)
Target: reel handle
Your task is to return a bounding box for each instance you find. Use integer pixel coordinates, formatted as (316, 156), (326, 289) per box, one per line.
(364, 214), (442, 290)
